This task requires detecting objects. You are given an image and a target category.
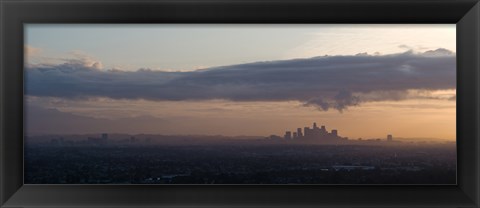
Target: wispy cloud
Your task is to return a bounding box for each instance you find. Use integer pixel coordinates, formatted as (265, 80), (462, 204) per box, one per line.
(25, 49), (455, 112)
(25, 45), (42, 57)
(62, 50), (104, 70)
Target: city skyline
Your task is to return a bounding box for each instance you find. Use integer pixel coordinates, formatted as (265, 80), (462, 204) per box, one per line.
(25, 24), (456, 140)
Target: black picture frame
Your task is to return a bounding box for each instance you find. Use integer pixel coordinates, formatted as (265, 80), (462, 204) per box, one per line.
(1, 0), (479, 207)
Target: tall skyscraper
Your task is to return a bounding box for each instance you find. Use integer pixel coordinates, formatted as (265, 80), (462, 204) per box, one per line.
(297, 128), (303, 137)
(387, 134), (393, 141)
(331, 130), (338, 137)
(313, 122), (318, 130)
(304, 127), (311, 137)
(284, 131), (292, 140)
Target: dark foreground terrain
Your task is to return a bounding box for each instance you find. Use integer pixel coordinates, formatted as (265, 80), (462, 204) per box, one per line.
(25, 142), (456, 184)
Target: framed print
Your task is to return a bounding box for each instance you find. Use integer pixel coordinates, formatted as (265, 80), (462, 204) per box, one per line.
(23, 24), (457, 185)
(1, 0), (479, 207)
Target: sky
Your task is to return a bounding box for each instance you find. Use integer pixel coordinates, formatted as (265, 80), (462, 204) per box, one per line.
(24, 24), (456, 140)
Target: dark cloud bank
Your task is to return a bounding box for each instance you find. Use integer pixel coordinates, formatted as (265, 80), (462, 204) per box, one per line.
(26, 49), (455, 111)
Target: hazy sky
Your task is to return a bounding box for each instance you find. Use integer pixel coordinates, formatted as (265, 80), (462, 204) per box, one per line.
(25, 24), (456, 140)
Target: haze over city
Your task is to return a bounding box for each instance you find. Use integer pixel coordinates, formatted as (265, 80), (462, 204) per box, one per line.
(25, 24), (456, 140)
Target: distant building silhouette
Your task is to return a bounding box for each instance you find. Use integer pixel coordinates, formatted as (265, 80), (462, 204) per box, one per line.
(275, 122), (395, 144)
(304, 127), (311, 137)
(283, 122), (347, 143)
(331, 130), (338, 137)
(297, 128), (303, 137)
(88, 133), (109, 145)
